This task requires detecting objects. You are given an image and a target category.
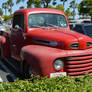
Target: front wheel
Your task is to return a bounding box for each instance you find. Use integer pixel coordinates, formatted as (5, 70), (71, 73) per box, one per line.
(0, 49), (1, 57)
(22, 61), (35, 79)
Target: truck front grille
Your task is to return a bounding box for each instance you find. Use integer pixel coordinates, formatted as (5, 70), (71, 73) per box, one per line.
(65, 54), (92, 76)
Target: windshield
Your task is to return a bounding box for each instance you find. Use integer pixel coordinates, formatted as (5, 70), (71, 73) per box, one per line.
(84, 25), (92, 37)
(28, 14), (68, 28)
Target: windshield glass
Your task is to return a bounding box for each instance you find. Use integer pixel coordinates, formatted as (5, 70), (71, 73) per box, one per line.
(28, 14), (68, 28)
(84, 25), (92, 37)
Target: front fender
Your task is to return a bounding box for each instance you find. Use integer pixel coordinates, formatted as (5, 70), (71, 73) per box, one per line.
(0, 36), (6, 44)
(0, 36), (11, 57)
(21, 45), (65, 77)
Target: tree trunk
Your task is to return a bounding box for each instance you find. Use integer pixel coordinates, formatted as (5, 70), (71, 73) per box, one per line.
(11, 6), (12, 14)
(5, 9), (7, 15)
(73, 9), (75, 20)
(63, 2), (65, 7)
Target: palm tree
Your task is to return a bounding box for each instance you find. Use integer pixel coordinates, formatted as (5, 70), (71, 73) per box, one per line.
(7, 0), (14, 14)
(16, 0), (24, 4)
(56, 4), (64, 12)
(2, 2), (8, 15)
(27, 0), (40, 8)
(27, 0), (56, 8)
(60, 0), (67, 7)
(19, 6), (25, 9)
(41, 0), (56, 8)
(0, 8), (3, 16)
(69, 0), (77, 19)
(41, 0), (51, 8)
(8, 8), (12, 15)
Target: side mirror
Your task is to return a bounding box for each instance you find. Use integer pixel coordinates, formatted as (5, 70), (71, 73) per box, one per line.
(15, 25), (20, 29)
(14, 25), (22, 31)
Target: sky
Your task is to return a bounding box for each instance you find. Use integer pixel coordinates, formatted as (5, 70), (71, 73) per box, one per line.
(0, 0), (82, 19)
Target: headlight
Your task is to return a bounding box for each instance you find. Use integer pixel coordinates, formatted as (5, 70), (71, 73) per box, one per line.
(54, 59), (64, 71)
(70, 43), (79, 49)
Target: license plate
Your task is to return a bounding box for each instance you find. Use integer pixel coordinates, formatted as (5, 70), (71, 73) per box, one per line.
(50, 72), (67, 78)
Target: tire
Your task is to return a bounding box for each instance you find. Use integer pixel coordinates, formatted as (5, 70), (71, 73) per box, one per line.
(0, 50), (1, 58)
(0, 49), (1, 58)
(0, 49), (1, 57)
(0, 48), (4, 60)
(0, 43), (2, 58)
(22, 61), (35, 79)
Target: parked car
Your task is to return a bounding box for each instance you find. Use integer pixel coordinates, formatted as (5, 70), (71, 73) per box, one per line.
(0, 21), (7, 31)
(82, 20), (91, 23)
(69, 19), (91, 24)
(69, 23), (76, 30)
(6, 19), (12, 29)
(71, 23), (92, 37)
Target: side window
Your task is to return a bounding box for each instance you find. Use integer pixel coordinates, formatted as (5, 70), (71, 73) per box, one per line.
(13, 14), (25, 30)
(73, 25), (84, 34)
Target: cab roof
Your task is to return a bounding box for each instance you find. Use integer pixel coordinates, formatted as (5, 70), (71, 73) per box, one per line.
(15, 8), (65, 15)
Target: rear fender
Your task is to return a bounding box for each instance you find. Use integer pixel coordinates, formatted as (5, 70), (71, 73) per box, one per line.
(21, 45), (65, 77)
(0, 36), (11, 57)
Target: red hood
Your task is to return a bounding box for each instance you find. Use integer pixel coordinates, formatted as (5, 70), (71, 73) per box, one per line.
(27, 28), (92, 50)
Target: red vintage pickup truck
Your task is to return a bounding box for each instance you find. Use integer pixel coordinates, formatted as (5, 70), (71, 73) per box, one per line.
(0, 8), (92, 78)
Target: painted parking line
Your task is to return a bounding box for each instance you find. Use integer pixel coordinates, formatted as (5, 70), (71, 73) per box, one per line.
(0, 60), (16, 81)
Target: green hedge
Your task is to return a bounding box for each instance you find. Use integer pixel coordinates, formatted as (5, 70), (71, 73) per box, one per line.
(0, 74), (92, 92)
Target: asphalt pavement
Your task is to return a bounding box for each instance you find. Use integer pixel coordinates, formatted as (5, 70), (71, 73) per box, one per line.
(0, 59), (17, 82)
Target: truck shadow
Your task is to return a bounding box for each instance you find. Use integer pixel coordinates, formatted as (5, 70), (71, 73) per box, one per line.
(0, 58), (20, 82)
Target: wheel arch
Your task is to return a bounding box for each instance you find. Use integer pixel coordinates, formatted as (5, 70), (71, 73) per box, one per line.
(0, 36), (11, 57)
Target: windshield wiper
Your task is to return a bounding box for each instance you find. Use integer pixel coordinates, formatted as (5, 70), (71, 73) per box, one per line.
(45, 23), (60, 29)
(31, 25), (41, 28)
(31, 23), (60, 29)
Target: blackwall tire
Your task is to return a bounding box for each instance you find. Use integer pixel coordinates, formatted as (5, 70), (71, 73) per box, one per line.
(0, 49), (1, 58)
(0, 48), (4, 60)
(23, 61), (35, 79)
(0, 49), (1, 57)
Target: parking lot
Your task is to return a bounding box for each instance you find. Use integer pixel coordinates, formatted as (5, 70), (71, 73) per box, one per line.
(0, 58), (20, 82)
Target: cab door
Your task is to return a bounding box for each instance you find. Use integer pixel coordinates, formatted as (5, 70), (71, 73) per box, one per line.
(10, 13), (25, 60)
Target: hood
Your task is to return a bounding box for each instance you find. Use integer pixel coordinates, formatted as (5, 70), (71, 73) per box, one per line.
(27, 28), (92, 50)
